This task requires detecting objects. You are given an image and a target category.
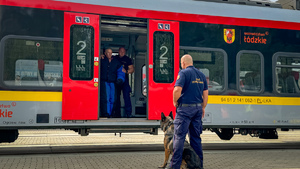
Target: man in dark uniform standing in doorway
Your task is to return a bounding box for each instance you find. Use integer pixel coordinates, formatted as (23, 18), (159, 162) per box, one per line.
(100, 48), (125, 118)
(115, 47), (134, 118)
(170, 54), (208, 169)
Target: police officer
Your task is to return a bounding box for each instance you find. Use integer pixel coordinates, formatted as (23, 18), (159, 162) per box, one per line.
(170, 54), (208, 169)
(100, 48), (125, 118)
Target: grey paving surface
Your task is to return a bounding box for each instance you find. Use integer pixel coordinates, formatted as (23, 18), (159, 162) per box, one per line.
(0, 129), (300, 169)
(1, 150), (300, 169)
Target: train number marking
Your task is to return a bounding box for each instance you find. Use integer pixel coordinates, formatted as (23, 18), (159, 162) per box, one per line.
(76, 41), (87, 56)
(159, 46), (168, 60)
(220, 97), (272, 104)
(159, 46), (168, 68)
(76, 41), (87, 66)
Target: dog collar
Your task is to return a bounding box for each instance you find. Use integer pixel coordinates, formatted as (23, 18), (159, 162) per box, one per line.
(164, 120), (173, 131)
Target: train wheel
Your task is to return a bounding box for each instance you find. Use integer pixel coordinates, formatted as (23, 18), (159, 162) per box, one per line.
(0, 129), (19, 143)
(212, 128), (234, 140)
(259, 129), (278, 139)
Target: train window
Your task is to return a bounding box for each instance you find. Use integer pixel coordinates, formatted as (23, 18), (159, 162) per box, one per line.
(273, 53), (300, 94)
(180, 47), (227, 92)
(1, 36), (63, 89)
(70, 25), (94, 80)
(237, 51), (263, 93)
(153, 31), (174, 83)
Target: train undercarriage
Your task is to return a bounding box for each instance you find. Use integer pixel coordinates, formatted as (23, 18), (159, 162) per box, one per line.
(211, 128), (280, 140)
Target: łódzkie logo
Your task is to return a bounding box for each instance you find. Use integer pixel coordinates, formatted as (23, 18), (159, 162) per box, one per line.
(243, 31), (268, 44)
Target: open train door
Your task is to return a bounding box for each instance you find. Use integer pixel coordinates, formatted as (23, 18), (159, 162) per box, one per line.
(148, 20), (179, 120)
(62, 12), (99, 120)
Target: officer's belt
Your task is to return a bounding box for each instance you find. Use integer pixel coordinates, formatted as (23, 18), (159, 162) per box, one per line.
(179, 103), (202, 107)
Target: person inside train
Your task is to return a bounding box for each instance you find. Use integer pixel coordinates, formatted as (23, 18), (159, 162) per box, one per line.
(100, 48), (125, 118)
(114, 47), (135, 118)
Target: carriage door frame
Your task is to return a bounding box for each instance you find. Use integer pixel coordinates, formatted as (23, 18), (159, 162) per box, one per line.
(148, 20), (179, 120)
(62, 12), (99, 120)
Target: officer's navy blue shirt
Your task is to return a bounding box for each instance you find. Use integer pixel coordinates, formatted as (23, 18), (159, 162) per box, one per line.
(100, 57), (124, 83)
(175, 66), (208, 104)
(115, 55), (133, 80)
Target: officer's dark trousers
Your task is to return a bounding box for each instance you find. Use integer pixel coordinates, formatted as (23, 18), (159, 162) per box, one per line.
(115, 78), (132, 117)
(171, 106), (203, 169)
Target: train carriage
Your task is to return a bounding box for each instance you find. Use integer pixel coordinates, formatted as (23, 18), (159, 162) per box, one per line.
(1, 0), (300, 143)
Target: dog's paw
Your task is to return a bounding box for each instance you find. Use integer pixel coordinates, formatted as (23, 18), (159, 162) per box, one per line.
(158, 164), (166, 168)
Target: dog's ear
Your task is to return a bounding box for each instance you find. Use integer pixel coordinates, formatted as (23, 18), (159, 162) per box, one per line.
(161, 112), (166, 122)
(169, 111), (173, 120)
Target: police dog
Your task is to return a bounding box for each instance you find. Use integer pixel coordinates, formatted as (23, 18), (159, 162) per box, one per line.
(160, 112), (202, 169)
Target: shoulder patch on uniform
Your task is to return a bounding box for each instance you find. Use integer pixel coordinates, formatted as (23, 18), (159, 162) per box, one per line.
(177, 75), (180, 80)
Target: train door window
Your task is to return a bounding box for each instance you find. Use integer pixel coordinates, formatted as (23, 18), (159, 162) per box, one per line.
(0, 35), (63, 90)
(69, 25), (94, 80)
(273, 52), (300, 94)
(237, 50), (264, 93)
(153, 31), (174, 83)
(180, 47), (227, 93)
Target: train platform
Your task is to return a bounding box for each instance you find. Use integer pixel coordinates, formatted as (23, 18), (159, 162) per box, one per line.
(0, 129), (300, 169)
(1, 149), (300, 169)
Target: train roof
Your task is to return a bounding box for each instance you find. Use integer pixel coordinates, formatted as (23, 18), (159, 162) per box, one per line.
(58, 0), (300, 23)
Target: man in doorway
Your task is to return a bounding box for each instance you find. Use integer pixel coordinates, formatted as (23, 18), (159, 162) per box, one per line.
(100, 48), (125, 118)
(170, 54), (208, 169)
(115, 47), (135, 118)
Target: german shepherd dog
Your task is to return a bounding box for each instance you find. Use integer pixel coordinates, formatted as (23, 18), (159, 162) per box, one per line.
(160, 112), (202, 169)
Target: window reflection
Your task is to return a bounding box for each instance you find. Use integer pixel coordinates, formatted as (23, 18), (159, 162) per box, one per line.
(3, 36), (63, 88)
(275, 55), (300, 94)
(238, 52), (262, 93)
(180, 47), (226, 92)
